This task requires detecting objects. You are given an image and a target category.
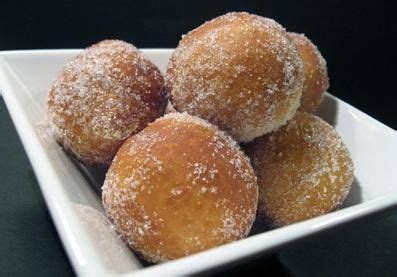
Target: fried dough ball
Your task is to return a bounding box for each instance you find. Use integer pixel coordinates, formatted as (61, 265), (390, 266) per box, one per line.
(47, 40), (167, 166)
(289, 33), (329, 113)
(166, 12), (304, 142)
(102, 113), (258, 262)
(246, 112), (353, 227)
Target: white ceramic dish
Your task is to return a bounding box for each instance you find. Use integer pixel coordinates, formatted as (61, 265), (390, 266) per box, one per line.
(1, 49), (396, 276)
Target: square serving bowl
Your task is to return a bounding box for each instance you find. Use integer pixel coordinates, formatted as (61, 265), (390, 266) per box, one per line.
(0, 49), (396, 276)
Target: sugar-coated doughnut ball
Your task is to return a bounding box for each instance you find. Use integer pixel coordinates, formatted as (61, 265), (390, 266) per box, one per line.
(166, 12), (304, 142)
(47, 40), (166, 166)
(102, 113), (258, 262)
(289, 33), (329, 113)
(246, 112), (353, 227)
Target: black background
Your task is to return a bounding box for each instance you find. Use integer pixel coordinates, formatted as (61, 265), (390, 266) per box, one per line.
(1, 0), (397, 276)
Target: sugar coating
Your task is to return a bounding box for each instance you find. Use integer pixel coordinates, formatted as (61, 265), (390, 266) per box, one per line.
(102, 112), (258, 263)
(289, 32), (329, 113)
(166, 12), (304, 142)
(246, 112), (354, 226)
(47, 40), (166, 165)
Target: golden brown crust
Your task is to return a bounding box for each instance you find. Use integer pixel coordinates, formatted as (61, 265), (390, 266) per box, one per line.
(47, 40), (167, 166)
(102, 112), (258, 262)
(166, 12), (304, 142)
(246, 112), (353, 227)
(289, 33), (329, 113)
